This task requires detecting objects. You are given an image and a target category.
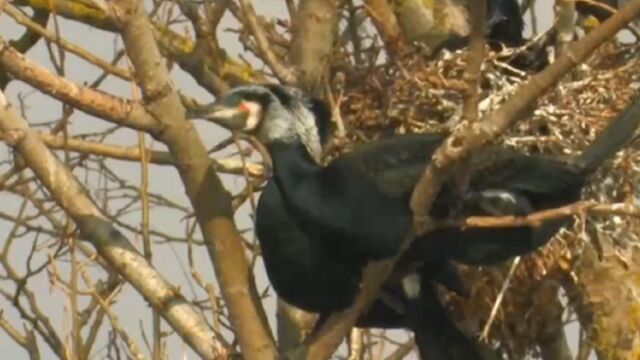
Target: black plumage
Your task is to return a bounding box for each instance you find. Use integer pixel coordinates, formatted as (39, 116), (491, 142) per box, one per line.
(435, 0), (550, 73)
(258, 178), (482, 360)
(251, 113), (480, 358)
(256, 180), (362, 312)
(486, 0), (525, 46)
(190, 85), (483, 358)
(258, 176), (467, 309)
(252, 96), (640, 265)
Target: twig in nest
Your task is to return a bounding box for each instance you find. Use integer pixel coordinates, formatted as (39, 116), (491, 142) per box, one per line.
(480, 256), (521, 341)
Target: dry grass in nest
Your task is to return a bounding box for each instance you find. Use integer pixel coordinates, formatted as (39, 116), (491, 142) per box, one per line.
(335, 41), (640, 356)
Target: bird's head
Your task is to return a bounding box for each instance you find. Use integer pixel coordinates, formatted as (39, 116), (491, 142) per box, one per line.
(189, 84), (332, 162)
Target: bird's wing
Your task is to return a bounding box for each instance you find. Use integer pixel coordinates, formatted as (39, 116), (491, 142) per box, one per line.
(467, 149), (585, 196)
(332, 133), (585, 210)
(333, 132), (447, 198)
(256, 181), (362, 312)
(333, 133), (579, 193)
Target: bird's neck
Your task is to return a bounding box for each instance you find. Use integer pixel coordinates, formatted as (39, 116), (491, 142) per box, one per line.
(267, 141), (322, 189)
(266, 141), (329, 235)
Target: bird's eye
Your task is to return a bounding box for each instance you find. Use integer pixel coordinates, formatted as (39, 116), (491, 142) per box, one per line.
(223, 94), (242, 107)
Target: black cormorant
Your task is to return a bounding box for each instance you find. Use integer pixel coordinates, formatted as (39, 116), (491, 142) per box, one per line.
(190, 84), (640, 358)
(249, 92), (480, 358)
(191, 84), (640, 264)
(435, 0), (550, 73)
(190, 85), (484, 358)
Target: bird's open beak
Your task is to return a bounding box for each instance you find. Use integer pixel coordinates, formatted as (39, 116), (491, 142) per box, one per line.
(186, 103), (248, 131)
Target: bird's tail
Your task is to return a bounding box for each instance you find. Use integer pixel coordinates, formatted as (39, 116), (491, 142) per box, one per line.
(574, 98), (640, 172)
(411, 279), (485, 360)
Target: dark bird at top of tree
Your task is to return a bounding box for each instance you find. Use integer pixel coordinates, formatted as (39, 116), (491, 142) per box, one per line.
(433, 0), (550, 72)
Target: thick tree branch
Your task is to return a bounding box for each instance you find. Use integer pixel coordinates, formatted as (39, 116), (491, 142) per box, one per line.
(110, 0), (277, 358)
(363, 0), (406, 56)
(290, 0), (339, 95)
(175, 0), (228, 95)
(14, 0), (117, 31)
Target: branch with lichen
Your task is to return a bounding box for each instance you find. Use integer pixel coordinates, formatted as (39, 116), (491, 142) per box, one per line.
(11, 0), (262, 89)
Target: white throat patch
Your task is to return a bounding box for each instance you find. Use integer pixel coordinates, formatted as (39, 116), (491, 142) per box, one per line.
(243, 101), (263, 131)
(257, 88), (325, 163)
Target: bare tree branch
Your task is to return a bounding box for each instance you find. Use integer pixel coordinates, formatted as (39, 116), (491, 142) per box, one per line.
(455, 201), (640, 228)
(238, 0), (296, 84)
(363, 0), (406, 56)
(109, 0), (278, 358)
(4, 4), (131, 81)
(0, 37), (157, 132)
(290, 0), (339, 95)
(0, 90), (223, 359)
(0, 129), (264, 176)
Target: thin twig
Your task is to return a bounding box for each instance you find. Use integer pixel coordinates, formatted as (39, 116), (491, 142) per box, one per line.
(455, 201), (640, 229)
(4, 4), (132, 80)
(0, 129), (264, 176)
(238, 0), (296, 84)
(480, 257), (521, 341)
